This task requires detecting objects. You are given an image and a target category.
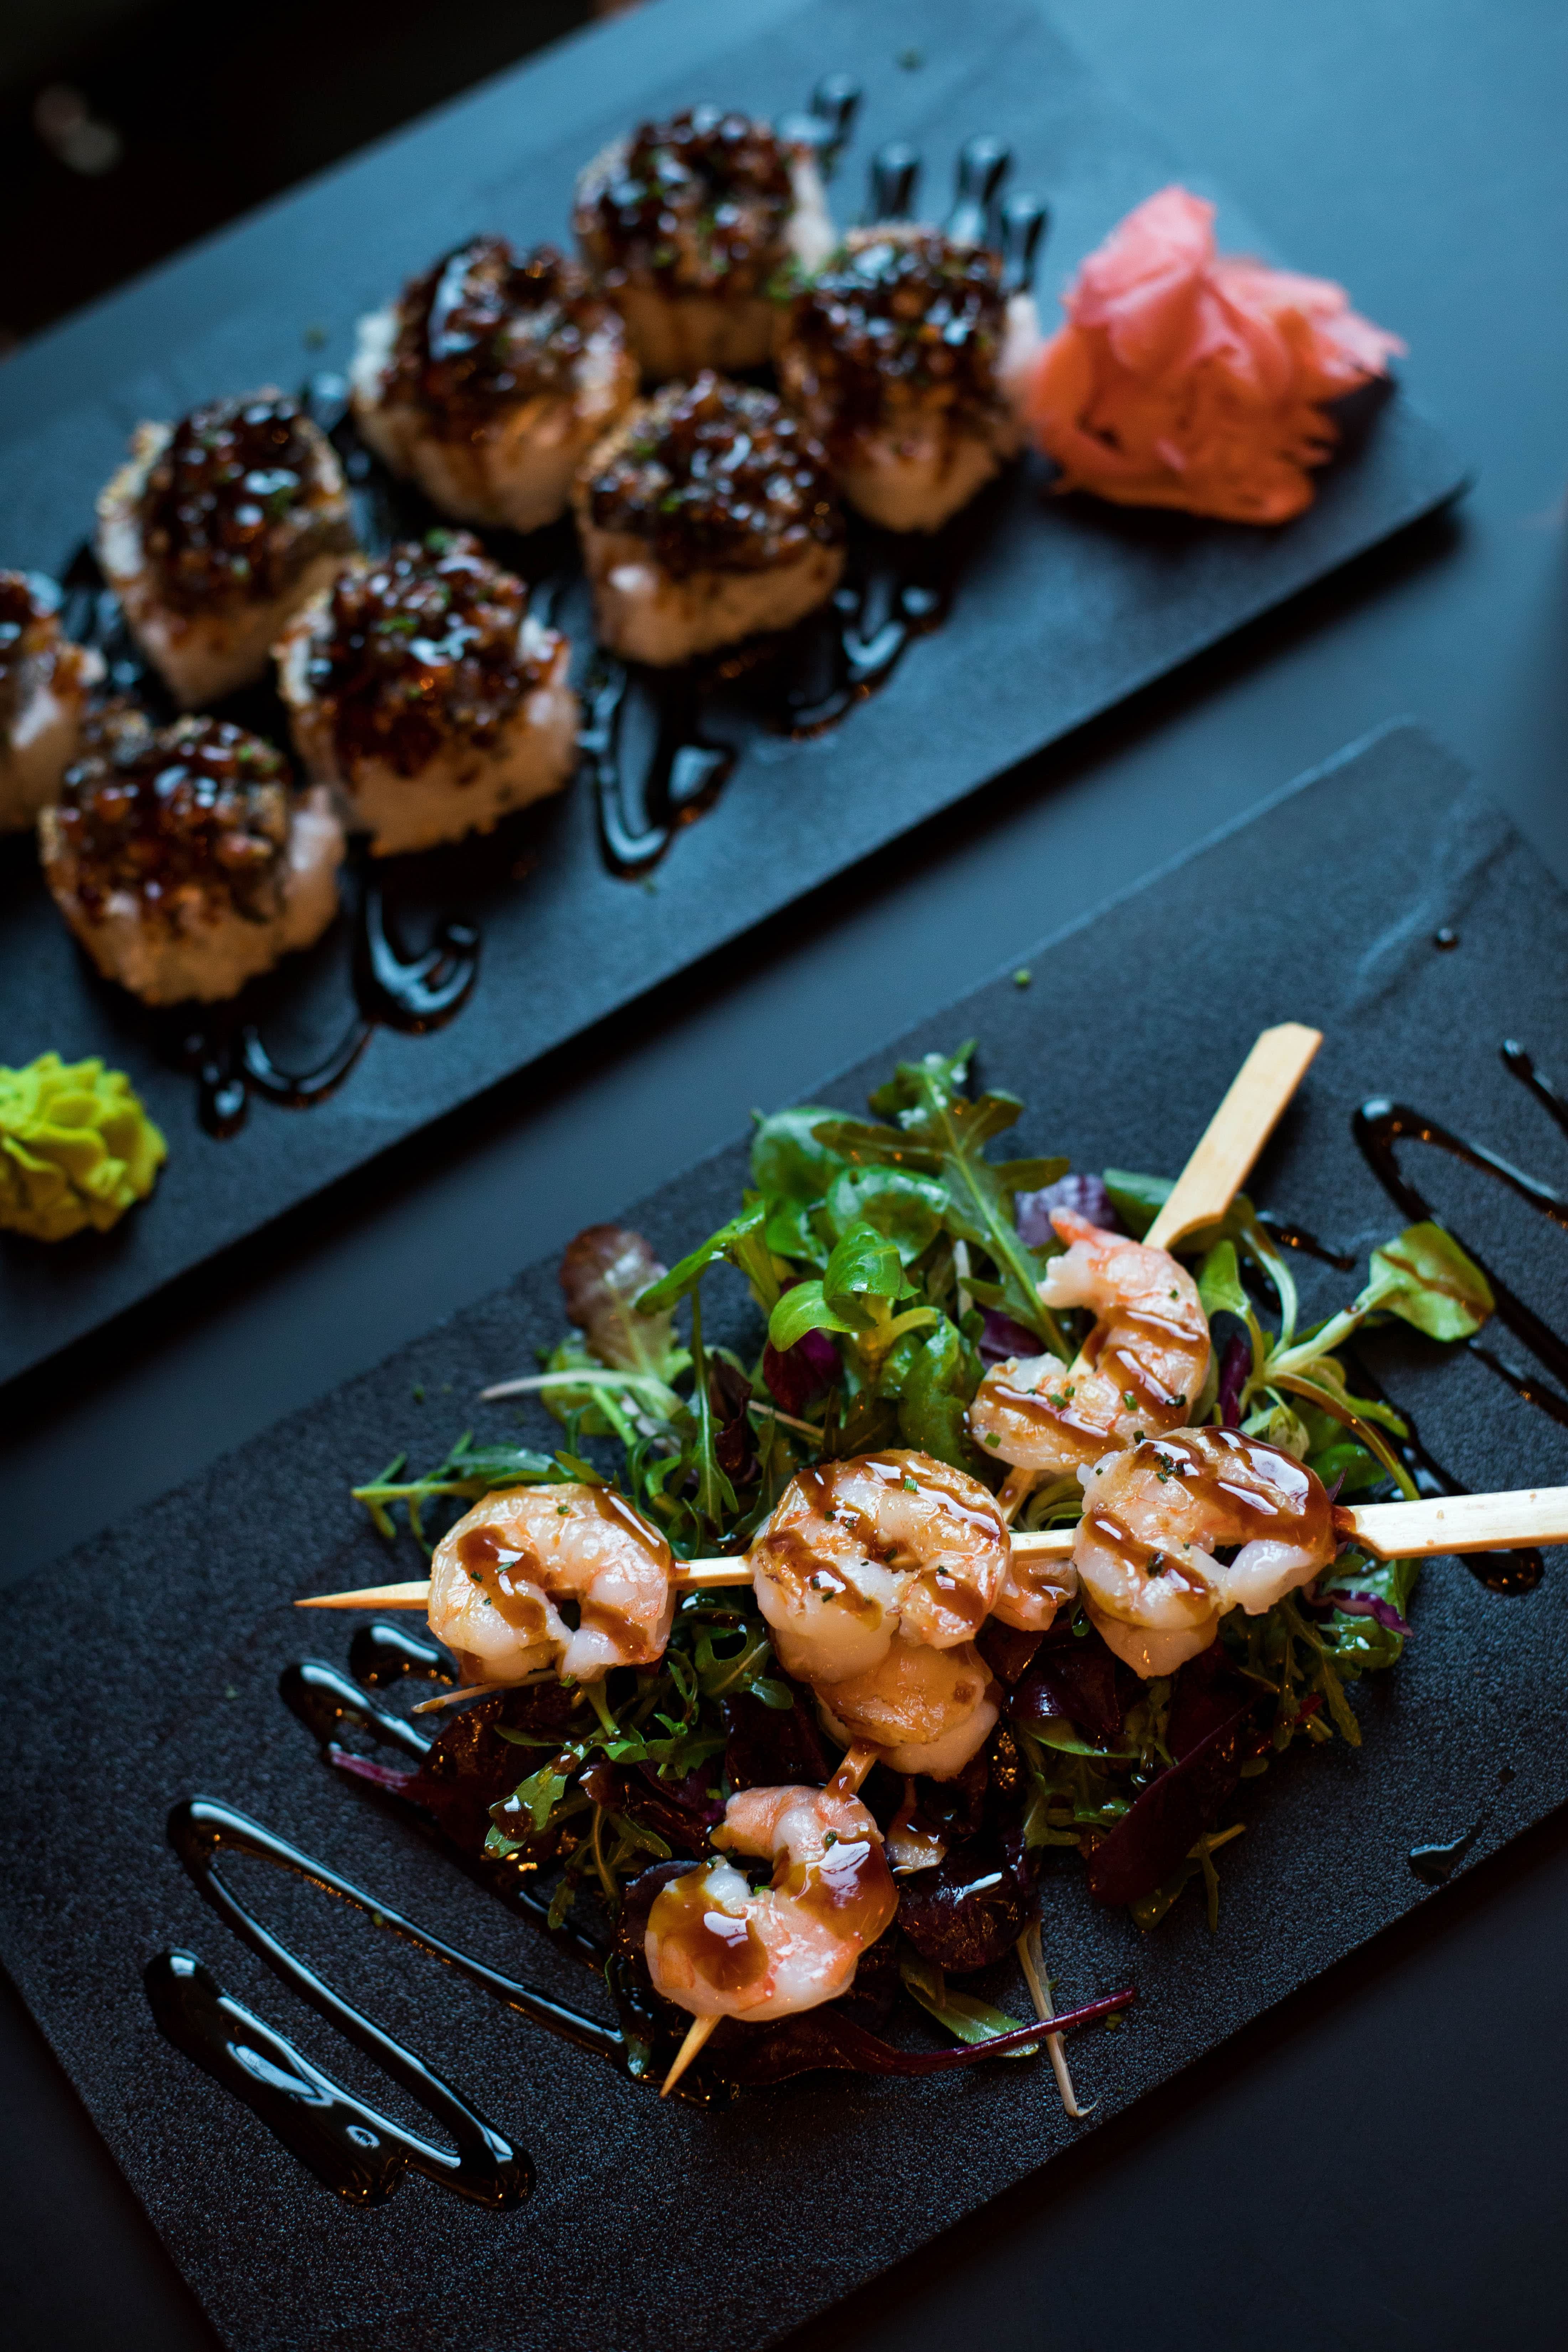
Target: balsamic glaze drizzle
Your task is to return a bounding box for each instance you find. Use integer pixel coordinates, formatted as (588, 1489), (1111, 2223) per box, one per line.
(1408, 1809), (1490, 1885)
(148, 1792), (624, 2203)
(279, 1647), (608, 1971)
(176, 858), (478, 1138)
(1318, 1038), (1568, 1593)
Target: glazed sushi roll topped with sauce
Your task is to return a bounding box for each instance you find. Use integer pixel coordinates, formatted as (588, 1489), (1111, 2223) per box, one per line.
(776, 226), (1041, 531)
(574, 105), (834, 380)
(96, 391), (357, 710)
(274, 529), (578, 858)
(573, 372), (845, 666)
(351, 238), (638, 534)
(0, 570), (104, 831)
(37, 706), (343, 1006)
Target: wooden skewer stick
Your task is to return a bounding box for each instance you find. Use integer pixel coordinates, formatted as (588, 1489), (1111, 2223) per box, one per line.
(290, 1489), (1568, 1621)
(1143, 1022), (1323, 1252)
(661, 2012), (719, 2097)
(294, 1560), (757, 1611)
(998, 1021), (1323, 1522)
(1336, 1487), (1568, 1560)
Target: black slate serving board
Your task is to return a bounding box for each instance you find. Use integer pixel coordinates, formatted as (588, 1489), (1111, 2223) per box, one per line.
(3, 721), (1567, 2352)
(0, 0), (1465, 1388)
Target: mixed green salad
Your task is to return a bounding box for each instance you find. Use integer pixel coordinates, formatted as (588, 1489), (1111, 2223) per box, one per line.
(350, 1041), (1492, 2072)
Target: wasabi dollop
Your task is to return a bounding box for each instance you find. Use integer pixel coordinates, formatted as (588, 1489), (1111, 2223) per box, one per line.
(0, 1052), (167, 1241)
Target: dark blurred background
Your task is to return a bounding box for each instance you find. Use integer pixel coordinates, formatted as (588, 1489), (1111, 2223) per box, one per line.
(0, 0), (648, 353)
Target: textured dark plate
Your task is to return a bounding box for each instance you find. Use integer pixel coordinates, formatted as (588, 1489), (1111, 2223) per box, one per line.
(0, 0), (1465, 1389)
(2, 721), (1566, 2352)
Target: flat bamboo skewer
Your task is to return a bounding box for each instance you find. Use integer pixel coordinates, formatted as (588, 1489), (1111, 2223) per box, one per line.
(292, 1489), (1568, 1618)
(997, 1021), (1323, 1522)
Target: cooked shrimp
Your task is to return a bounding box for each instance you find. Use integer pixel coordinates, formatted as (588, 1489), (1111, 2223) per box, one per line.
(748, 1450), (1009, 1684)
(969, 1209), (1210, 1477)
(992, 1542), (1080, 1636)
(816, 1635), (998, 1779)
(428, 1483), (675, 1686)
(645, 1783), (897, 2022)
(1074, 1427), (1336, 1678)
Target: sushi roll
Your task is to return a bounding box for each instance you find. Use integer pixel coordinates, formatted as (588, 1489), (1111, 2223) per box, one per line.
(350, 238), (638, 533)
(274, 529), (578, 858)
(96, 390), (357, 708)
(776, 226), (1041, 531)
(573, 373), (845, 667)
(37, 707), (343, 1006)
(573, 104), (834, 380)
(0, 570), (104, 831)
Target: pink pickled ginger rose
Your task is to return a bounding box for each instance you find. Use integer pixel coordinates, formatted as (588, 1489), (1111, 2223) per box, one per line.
(1020, 186), (1404, 524)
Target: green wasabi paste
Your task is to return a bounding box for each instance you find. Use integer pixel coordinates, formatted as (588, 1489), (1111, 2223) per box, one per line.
(0, 1051), (167, 1241)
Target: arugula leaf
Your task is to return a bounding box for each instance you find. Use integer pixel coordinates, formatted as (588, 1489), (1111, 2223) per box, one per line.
(687, 1296), (738, 1534)
(351, 1434), (557, 1545)
(814, 1045), (1068, 1354)
(636, 1201), (782, 1317)
(1367, 1221), (1494, 1341)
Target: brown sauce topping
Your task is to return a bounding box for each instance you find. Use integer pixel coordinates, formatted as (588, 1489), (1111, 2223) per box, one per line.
(52, 707), (292, 926)
(783, 229), (1010, 445)
(384, 238), (619, 428)
(575, 107), (795, 296)
(1081, 1303), (1200, 1409)
(455, 1525), (550, 1640)
(453, 1488), (669, 1646)
(584, 374), (842, 578)
(308, 532), (553, 779)
(0, 570), (63, 725)
(755, 1452), (1002, 1626)
(649, 1868), (768, 1991)
(1088, 1429), (1332, 1582)
(138, 393), (350, 613)
(787, 1834), (890, 1939)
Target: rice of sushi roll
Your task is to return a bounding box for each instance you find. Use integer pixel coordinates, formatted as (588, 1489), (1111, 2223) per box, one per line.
(37, 706), (343, 1006)
(274, 529), (578, 858)
(351, 238), (638, 533)
(0, 570), (104, 831)
(573, 105), (834, 381)
(776, 226), (1041, 531)
(573, 373), (844, 667)
(95, 391), (357, 708)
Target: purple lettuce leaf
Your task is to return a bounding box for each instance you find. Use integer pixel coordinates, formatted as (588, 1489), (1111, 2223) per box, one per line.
(1014, 1172), (1122, 1250)
(978, 1308), (1043, 1368)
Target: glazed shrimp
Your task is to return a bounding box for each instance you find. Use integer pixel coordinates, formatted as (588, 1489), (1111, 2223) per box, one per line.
(815, 1634), (998, 1779)
(645, 1783), (897, 2022)
(1074, 1427), (1336, 1678)
(748, 1449), (1009, 1685)
(969, 1208), (1211, 1479)
(428, 1483), (675, 1686)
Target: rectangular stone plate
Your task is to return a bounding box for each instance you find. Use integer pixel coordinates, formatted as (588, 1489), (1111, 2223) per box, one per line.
(0, 0), (1465, 1386)
(1, 723), (1564, 2352)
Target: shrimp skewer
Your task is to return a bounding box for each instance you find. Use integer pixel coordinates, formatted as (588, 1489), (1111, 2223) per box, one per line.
(425, 1483), (677, 1687)
(1073, 1427), (1338, 1676)
(747, 1450), (1009, 1780)
(648, 1781), (898, 2093)
(972, 1022), (1323, 1542)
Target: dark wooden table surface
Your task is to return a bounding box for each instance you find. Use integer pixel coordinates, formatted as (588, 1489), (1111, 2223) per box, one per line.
(3, 2), (1566, 2346)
